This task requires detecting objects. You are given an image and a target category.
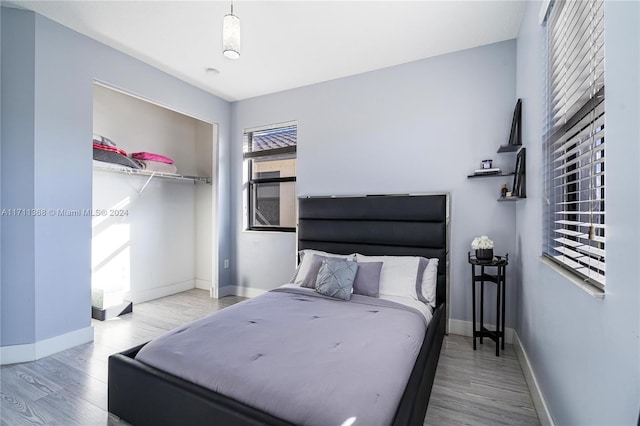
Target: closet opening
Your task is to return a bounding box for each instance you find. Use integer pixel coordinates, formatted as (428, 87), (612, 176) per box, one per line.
(90, 82), (218, 320)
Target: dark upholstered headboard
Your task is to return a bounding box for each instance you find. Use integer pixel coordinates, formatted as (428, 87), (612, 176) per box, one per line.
(297, 194), (449, 310)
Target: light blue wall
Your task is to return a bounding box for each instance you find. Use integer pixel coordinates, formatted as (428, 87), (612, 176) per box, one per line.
(0, 7), (231, 347)
(1, 9), (37, 345)
(231, 40), (519, 326)
(515, 1), (640, 424)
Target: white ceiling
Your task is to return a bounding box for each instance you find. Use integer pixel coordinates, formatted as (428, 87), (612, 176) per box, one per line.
(6, 1), (525, 102)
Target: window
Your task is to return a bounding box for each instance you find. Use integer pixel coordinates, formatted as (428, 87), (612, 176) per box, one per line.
(243, 122), (297, 231)
(543, 0), (605, 289)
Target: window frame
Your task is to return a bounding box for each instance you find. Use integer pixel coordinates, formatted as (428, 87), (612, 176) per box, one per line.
(542, 0), (605, 290)
(243, 124), (297, 233)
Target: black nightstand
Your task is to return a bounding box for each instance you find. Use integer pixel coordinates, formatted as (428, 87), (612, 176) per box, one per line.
(468, 252), (508, 356)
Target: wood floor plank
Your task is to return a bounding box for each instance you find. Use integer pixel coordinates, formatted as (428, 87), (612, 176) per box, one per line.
(0, 368), (49, 403)
(424, 334), (540, 426)
(1, 289), (539, 425)
(26, 391), (105, 426)
(0, 391), (52, 426)
(23, 358), (107, 410)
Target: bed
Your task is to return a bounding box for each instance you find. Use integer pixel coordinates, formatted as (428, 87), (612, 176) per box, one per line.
(108, 193), (449, 426)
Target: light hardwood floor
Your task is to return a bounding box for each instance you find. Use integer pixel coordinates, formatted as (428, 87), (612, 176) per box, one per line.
(425, 335), (540, 425)
(1, 289), (539, 425)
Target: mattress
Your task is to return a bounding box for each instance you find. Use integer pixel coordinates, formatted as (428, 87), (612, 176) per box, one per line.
(135, 286), (430, 426)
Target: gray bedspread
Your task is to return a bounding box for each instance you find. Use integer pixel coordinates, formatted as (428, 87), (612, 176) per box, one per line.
(135, 286), (428, 426)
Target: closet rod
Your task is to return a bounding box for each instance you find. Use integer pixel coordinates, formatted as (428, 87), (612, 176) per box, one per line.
(93, 163), (211, 196)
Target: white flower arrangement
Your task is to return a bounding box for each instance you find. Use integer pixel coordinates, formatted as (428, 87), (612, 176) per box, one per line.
(471, 235), (494, 250)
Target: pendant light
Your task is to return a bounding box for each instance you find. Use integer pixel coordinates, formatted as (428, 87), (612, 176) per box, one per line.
(223, 1), (241, 59)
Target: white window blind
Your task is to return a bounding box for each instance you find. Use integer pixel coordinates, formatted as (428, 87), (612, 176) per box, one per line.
(543, 0), (606, 289)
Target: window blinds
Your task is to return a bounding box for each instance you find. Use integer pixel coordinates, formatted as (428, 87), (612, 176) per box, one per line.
(543, 0), (605, 288)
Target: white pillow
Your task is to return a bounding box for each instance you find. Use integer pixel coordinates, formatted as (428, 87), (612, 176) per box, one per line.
(355, 254), (422, 301)
(293, 249), (355, 286)
(421, 258), (439, 308)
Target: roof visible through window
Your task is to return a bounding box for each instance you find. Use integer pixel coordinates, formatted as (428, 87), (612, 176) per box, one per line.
(250, 126), (297, 152)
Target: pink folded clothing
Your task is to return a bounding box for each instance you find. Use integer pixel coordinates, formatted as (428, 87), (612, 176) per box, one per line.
(131, 152), (174, 164)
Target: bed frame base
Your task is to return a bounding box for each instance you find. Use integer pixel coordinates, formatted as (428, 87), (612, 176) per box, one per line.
(108, 304), (444, 426)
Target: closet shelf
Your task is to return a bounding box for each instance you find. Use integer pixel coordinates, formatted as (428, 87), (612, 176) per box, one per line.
(93, 162), (211, 195)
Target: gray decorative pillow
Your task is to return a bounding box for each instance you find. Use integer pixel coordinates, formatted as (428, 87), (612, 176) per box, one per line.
(315, 258), (358, 301)
(293, 250), (356, 287)
(416, 257), (429, 304)
(299, 255), (327, 288)
(352, 262), (383, 297)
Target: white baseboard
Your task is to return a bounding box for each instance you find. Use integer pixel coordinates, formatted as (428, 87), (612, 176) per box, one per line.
(124, 279), (195, 304)
(513, 331), (554, 426)
(448, 319), (514, 344)
(217, 285), (266, 299)
(0, 326), (94, 365)
(195, 279), (212, 290)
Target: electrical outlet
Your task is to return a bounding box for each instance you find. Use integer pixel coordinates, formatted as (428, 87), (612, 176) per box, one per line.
(224, 259), (230, 269)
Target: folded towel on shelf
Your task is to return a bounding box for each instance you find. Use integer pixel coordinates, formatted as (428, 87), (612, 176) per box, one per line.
(93, 142), (128, 157)
(131, 152), (174, 165)
(93, 148), (141, 169)
(93, 134), (118, 147)
(92, 134), (131, 157)
(136, 159), (178, 174)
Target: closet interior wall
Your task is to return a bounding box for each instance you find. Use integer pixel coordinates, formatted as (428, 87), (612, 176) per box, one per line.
(92, 84), (216, 305)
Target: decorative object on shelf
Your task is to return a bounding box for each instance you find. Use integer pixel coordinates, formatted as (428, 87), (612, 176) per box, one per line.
(501, 183), (508, 198)
(481, 159), (493, 169)
(497, 99), (522, 152)
(512, 147), (526, 198)
(476, 249), (494, 260)
(223, 0), (241, 59)
(471, 235), (494, 260)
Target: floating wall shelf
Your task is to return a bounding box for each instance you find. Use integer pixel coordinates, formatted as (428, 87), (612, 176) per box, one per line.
(497, 196), (525, 202)
(467, 99), (526, 201)
(497, 144), (522, 153)
(467, 172), (515, 179)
